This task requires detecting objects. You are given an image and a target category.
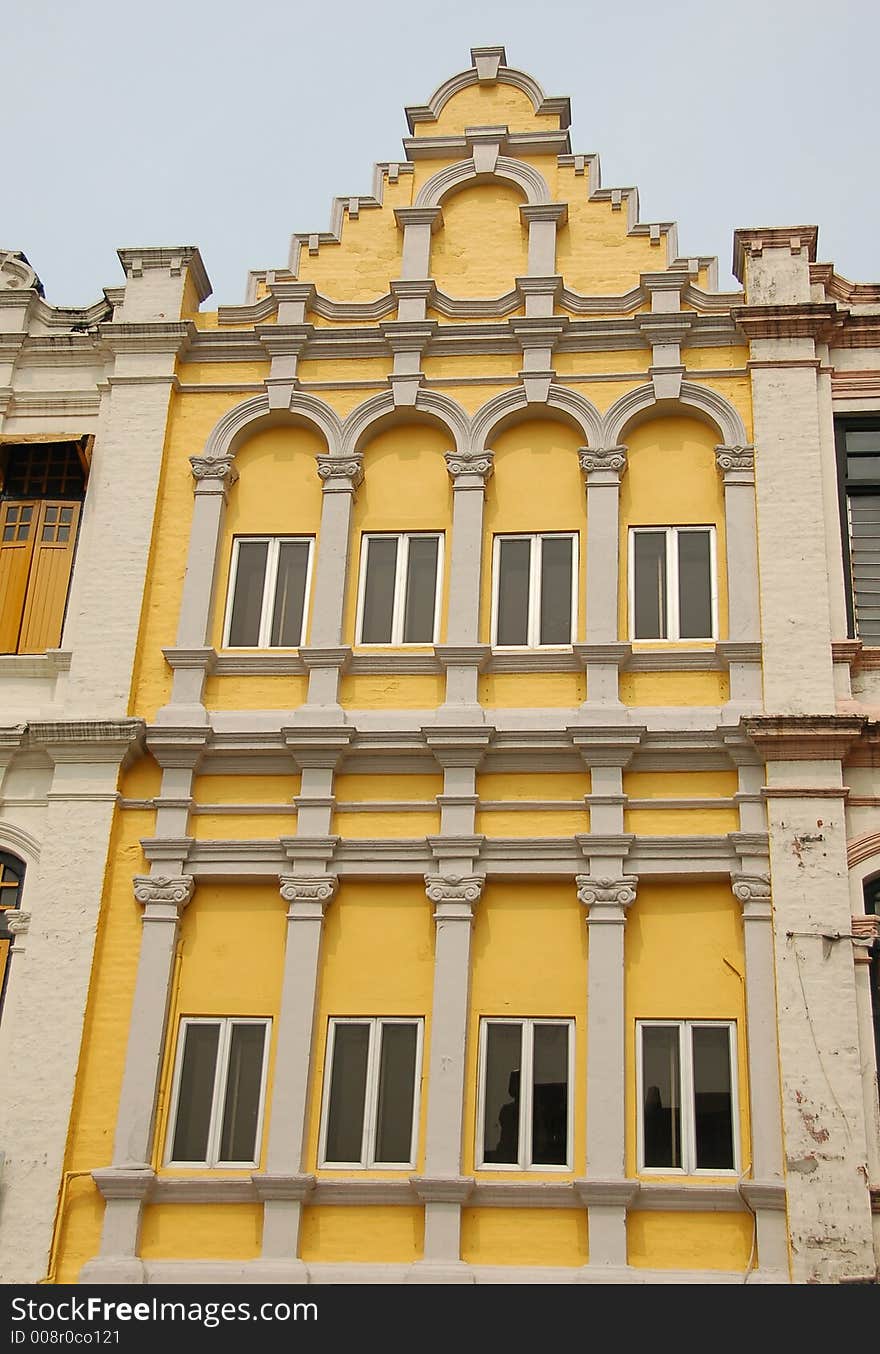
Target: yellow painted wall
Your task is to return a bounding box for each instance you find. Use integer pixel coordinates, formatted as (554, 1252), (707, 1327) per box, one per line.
(334, 774), (442, 802)
(623, 771), (737, 799)
(340, 675), (444, 709)
(300, 1207), (424, 1262)
(414, 83), (561, 137)
(204, 675), (310, 712)
(462, 1208), (588, 1267)
(624, 882), (750, 1179)
(294, 194), (409, 302)
(346, 421), (453, 649)
(191, 813), (296, 839)
(140, 1205), (262, 1260)
(305, 884), (434, 1180)
(627, 1211), (754, 1271)
(431, 184), (529, 297)
(619, 672), (729, 707)
(477, 772), (589, 801)
(481, 417), (587, 646)
(332, 811), (440, 838)
(192, 774), (301, 804)
(475, 810), (587, 837)
(466, 884), (586, 1179)
(556, 171), (665, 294)
(480, 673), (585, 707)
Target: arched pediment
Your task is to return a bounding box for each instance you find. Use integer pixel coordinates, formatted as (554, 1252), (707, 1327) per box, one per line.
(414, 156), (551, 211)
(470, 383), (603, 454)
(341, 389), (470, 459)
(203, 391), (343, 462)
(601, 381), (748, 448)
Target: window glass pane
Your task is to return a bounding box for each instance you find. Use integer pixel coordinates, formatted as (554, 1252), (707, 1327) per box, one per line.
(228, 541), (268, 646)
(642, 1025), (681, 1168)
(219, 1023), (266, 1162)
(270, 540), (310, 647)
(360, 538), (397, 643)
(482, 1023), (521, 1164)
(402, 537), (439, 643)
(692, 1026), (735, 1170)
(633, 532), (667, 639)
(849, 496), (880, 644)
(325, 1023), (370, 1162)
(374, 1023), (418, 1163)
(847, 455), (880, 481)
(846, 430), (880, 457)
(539, 537), (573, 645)
(496, 538), (531, 645)
(677, 531), (713, 639)
(171, 1023), (220, 1162)
(532, 1024), (568, 1166)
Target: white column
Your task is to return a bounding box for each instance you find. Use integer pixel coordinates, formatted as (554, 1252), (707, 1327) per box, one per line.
(81, 873), (194, 1284)
(253, 874), (338, 1277)
(394, 207), (443, 280)
(577, 446), (630, 718)
(730, 874), (789, 1275)
(576, 874), (638, 1267)
(436, 452), (493, 716)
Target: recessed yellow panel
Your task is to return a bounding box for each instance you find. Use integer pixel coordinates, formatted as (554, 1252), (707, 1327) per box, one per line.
(192, 775), (301, 805)
(624, 808), (738, 834)
(300, 1206), (424, 1263)
(480, 673), (585, 707)
(627, 1211), (754, 1272)
(477, 772), (589, 800)
(335, 774), (443, 802)
(461, 1208), (587, 1267)
(192, 813), (295, 839)
(204, 675), (310, 711)
(431, 184), (528, 298)
(332, 811), (440, 838)
(340, 675), (444, 709)
(139, 1205), (262, 1260)
(624, 771), (738, 799)
(475, 811), (587, 837)
(619, 672), (729, 706)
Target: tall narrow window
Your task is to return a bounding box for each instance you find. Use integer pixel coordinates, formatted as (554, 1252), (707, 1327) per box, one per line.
(223, 537), (313, 648)
(165, 1017), (270, 1167)
(492, 534), (577, 647)
(0, 439), (86, 654)
(477, 1018), (573, 1170)
(319, 1018), (423, 1167)
(0, 852), (25, 1025)
(836, 420), (880, 644)
(638, 1020), (738, 1174)
(356, 534), (442, 645)
(629, 527), (716, 640)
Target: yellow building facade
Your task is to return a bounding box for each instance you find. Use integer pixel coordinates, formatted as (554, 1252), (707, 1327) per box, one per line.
(9, 47), (879, 1285)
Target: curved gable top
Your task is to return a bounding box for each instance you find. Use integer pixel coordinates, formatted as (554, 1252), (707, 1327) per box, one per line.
(405, 46), (571, 133)
(414, 156), (552, 210)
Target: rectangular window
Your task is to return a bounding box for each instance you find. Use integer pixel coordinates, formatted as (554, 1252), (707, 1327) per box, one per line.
(222, 536), (313, 648)
(492, 533), (577, 647)
(477, 1018), (573, 1170)
(165, 1017), (270, 1167)
(356, 534), (442, 645)
(836, 420), (880, 645)
(319, 1018), (423, 1167)
(629, 526), (716, 640)
(637, 1020), (738, 1174)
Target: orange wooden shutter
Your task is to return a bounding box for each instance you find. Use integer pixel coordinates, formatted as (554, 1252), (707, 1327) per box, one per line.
(0, 501), (38, 653)
(17, 500), (80, 654)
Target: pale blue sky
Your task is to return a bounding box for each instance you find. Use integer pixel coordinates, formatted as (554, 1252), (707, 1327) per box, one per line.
(6, 0), (879, 306)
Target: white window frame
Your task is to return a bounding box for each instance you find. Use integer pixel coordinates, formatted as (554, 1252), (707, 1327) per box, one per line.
(636, 1019), (739, 1176)
(318, 1016), (424, 1168)
(490, 532), (578, 649)
(628, 525), (718, 641)
(354, 533), (444, 646)
(222, 535), (314, 649)
(476, 1016), (574, 1172)
(164, 1016), (271, 1169)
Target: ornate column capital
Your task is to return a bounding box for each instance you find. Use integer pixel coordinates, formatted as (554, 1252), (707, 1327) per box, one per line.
(577, 874), (637, 922)
(424, 874), (485, 921)
(279, 874), (339, 918)
(189, 454), (239, 494)
(316, 454), (364, 493)
(444, 450), (494, 486)
(579, 446), (628, 479)
(4, 910), (31, 938)
(731, 872), (772, 921)
(715, 445), (755, 478)
(132, 874), (194, 919)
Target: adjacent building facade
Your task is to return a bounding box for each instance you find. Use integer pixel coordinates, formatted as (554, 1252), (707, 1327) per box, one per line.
(3, 47), (880, 1285)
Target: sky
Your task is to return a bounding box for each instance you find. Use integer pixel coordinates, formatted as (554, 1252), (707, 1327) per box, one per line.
(5, 0), (879, 308)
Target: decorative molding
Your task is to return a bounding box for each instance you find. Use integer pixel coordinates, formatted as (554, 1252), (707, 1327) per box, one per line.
(315, 454), (364, 491)
(576, 875), (638, 908)
(715, 445), (755, 474)
(424, 874), (485, 908)
(410, 1175), (474, 1204)
(132, 875), (195, 909)
(405, 48), (571, 132)
(741, 715), (865, 762)
(5, 910), (31, 937)
(445, 450), (494, 484)
(189, 453), (239, 487)
(278, 875), (339, 906)
(731, 874), (771, 903)
(579, 445), (627, 475)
